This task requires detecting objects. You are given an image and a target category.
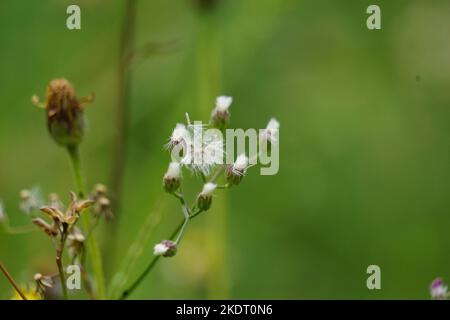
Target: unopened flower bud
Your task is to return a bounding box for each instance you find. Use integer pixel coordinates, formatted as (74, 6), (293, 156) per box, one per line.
(226, 154), (249, 185)
(430, 278), (448, 300)
(36, 78), (93, 147)
(153, 240), (177, 257)
(211, 96), (232, 129)
(163, 162), (182, 193)
(197, 183), (216, 211)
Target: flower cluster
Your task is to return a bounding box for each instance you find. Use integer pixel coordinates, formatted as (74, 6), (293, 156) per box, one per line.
(154, 95), (279, 258)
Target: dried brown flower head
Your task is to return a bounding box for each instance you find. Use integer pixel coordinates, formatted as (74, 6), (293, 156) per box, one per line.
(32, 78), (94, 147)
(36, 192), (94, 237)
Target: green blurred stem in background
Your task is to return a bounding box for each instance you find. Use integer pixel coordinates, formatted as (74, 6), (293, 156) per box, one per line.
(196, 9), (230, 299)
(67, 145), (106, 299)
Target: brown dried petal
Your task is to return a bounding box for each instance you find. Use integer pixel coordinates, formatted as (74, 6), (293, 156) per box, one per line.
(76, 199), (95, 212)
(32, 218), (58, 237)
(40, 206), (65, 222)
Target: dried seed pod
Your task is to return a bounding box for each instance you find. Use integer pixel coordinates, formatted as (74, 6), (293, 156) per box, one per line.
(32, 218), (58, 237)
(33, 78), (94, 147)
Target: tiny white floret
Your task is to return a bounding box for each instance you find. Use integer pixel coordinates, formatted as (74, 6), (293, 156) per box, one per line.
(201, 183), (217, 196)
(165, 162), (181, 179)
(154, 243), (169, 256)
(233, 154), (249, 173)
(215, 96), (233, 112)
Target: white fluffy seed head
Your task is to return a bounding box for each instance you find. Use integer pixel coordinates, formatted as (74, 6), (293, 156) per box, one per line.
(169, 123), (188, 145)
(215, 96), (233, 112)
(233, 154), (248, 172)
(266, 118), (280, 131)
(201, 183), (217, 196)
(165, 162), (181, 179)
(260, 118), (280, 144)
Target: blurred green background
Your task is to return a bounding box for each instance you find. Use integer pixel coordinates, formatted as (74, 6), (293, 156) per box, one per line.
(1, 0), (450, 299)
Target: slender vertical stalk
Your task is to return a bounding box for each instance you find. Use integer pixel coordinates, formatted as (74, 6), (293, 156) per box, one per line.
(196, 10), (230, 299)
(67, 145), (106, 299)
(110, 0), (137, 220)
(0, 262), (27, 300)
(106, 0), (138, 277)
(56, 230), (68, 300)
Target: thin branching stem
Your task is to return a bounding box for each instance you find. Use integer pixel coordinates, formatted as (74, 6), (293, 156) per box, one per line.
(56, 227), (68, 300)
(119, 208), (203, 300)
(0, 262), (27, 300)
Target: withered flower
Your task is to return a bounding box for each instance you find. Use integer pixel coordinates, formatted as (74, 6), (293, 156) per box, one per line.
(32, 218), (58, 237)
(34, 273), (54, 295)
(90, 184), (113, 220)
(67, 227), (86, 258)
(36, 192), (94, 237)
(32, 78), (94, 147)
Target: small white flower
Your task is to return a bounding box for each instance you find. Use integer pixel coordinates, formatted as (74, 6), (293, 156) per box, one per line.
(266, 118), (280, 131)
(215, 96), (233, 112)
(260, 117), (280, 144)
(430, 278), (448, 299)
(233, 154), (249, 174)
(167, 123), (189, 150)
(163, 162), (182, 193)
(200, 183), (217, 196)
(154, 243), (168, 256)
(211, 96), (233, 129)
(165, 162), (181, 179)
(179, 122), (224, 176)
(153, 240), (177, 257)
(197, 183), (216, 211)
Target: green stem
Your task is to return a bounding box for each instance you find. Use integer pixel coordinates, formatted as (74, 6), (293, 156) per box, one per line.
(2, 221), (37, 234)
(119, 209), (203, 300)
(56, 230), (68, 300)
(67, 145), (106, 299)
(118, 221), (182, 300)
